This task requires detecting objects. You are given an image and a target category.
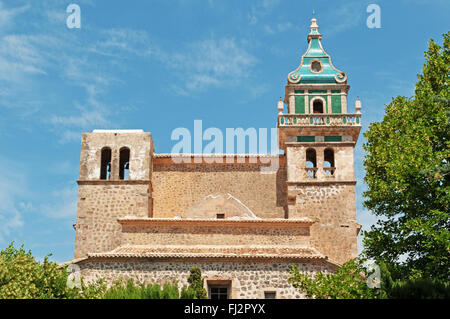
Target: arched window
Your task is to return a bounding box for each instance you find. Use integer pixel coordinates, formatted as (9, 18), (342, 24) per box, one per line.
(100, 147), (112, 180)
(306, 148), (317, 179)
(324, 148), (335, 167)
(306, 148), (317, 168)
(313, 100), (324, 114)
(119, 147), (130, 180)
(324, 148), (335, 177)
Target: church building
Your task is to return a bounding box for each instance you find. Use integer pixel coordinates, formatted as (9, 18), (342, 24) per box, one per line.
(70, 17), (362, 299)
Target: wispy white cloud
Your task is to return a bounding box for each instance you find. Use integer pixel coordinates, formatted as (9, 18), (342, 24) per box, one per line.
(166, 37), (257, 94)
(248, 0), (281, 25)
(0, 34), (53, 83)
(0, 2), (29, 31)
(50, 110), (109, 128)
(41, 185), (78, 219)
(0, 156), (30, 242)
(0, 2), (155, 142)
(264, 22), (294, 35)
(322, 1), (365, 36)
(89, 28), (154, 57)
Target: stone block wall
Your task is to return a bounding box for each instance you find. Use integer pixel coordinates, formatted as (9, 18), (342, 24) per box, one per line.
(288, 183), (358, 264)
(151, 158), (287, 219)
(120, 221), (310, 247)
(74, 182), (151, 259)
(78, 258), (336, 299)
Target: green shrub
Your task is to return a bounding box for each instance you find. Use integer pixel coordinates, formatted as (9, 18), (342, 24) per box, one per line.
(102, 279), (180, 299)
(288, 258), (381, 299)
(388, 278), (450, 299)
(180, 286), (197, 299)
(187, 267), (207, 299)
(161, 283), (180, 299)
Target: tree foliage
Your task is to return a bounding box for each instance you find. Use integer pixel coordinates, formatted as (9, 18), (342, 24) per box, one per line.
(186, 267), (207, 299)
(0, 242), (77, 299)
(289, 258), (449, 299)
(0, 242), (183, 299)
(288, 259), (380, 299)
(378, 260), (450, 299)
(362, 32), (450, 280)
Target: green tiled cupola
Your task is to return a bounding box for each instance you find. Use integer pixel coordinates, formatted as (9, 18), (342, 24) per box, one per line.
(277, 14), (362, 151)
(287, 17), (347, 85)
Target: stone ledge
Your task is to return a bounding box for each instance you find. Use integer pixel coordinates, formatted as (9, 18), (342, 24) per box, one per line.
(85, 244), (326, 259)
(78, 245), (342, 268)
(117, 217), (315, 227)
(77, 180), (151, 185)
(285, 142), (356, 147)
(154, 153), (284, 158)
(287, 180), (357, 186)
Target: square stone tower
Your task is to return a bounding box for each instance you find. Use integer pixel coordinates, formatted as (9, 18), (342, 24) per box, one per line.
(277, 17), (362, 264)
(74, 130), (154, 259)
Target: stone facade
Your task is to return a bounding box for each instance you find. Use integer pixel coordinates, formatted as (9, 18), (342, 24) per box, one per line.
(152, 157), (287, 219)
(77, 258), (336, 299)
(69, 17), (362, 299)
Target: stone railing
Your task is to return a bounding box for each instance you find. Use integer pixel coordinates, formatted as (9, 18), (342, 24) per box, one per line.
(305, 167), (336, 179)
(323, 167), (336, 178)
(305, 167), (318, 179)
(278, 113), (361, 126)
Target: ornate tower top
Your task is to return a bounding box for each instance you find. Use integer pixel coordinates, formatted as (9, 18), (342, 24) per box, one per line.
(287, 16), (347, 85)
(277, 15), (361, 151)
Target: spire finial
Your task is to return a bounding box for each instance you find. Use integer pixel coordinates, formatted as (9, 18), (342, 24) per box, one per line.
(277, 97), (284, 114)
(308, 11), (320, 41)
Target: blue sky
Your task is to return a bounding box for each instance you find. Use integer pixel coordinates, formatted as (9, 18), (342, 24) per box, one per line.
(0, 0), (448, 263)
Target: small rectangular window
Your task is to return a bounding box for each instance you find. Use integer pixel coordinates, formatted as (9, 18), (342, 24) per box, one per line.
(297, 136), (315, 142)
(264, 291), (276, 299)
(324, 136), (342, 142)
(209, 286), (229, 300)
(216, 214), (225, 219)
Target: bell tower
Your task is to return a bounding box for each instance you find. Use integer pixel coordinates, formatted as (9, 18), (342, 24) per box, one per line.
(74, 129), (154, 259)
(277, 16), (362, 264)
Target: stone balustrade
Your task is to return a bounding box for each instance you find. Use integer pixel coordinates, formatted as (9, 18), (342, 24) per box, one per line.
(323, 167), (336, 177)
(305, 167), (336, 179)
(305, 167), (318, 179)
(278, 113), (361, 126)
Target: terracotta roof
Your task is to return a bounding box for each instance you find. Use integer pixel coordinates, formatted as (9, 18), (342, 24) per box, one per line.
(118, 217), (315, 225)
(86, 245), (328, 260)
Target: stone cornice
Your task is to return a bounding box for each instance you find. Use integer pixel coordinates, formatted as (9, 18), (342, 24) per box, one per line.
(78, 244), (341, 268)
(285, 142), (356, 147)
(77, 180), (151, 185)
(117, 217), (315, 227)
(153, 154), (286, 165)
(287, 180), (357, 186)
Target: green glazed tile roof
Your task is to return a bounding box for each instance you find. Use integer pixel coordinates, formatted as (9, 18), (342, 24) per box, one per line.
(288, 18), (347, 84)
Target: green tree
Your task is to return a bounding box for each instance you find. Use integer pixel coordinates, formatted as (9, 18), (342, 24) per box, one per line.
(362, 32), (450, 281)
(186, 267), (207, 299)
(0, 242), (82, 299)
(0, 242), (186, 299)
(288, 259), (380, 299)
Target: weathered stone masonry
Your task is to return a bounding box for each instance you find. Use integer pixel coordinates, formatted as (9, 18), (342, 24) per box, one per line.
(69, 17), (362, 299)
